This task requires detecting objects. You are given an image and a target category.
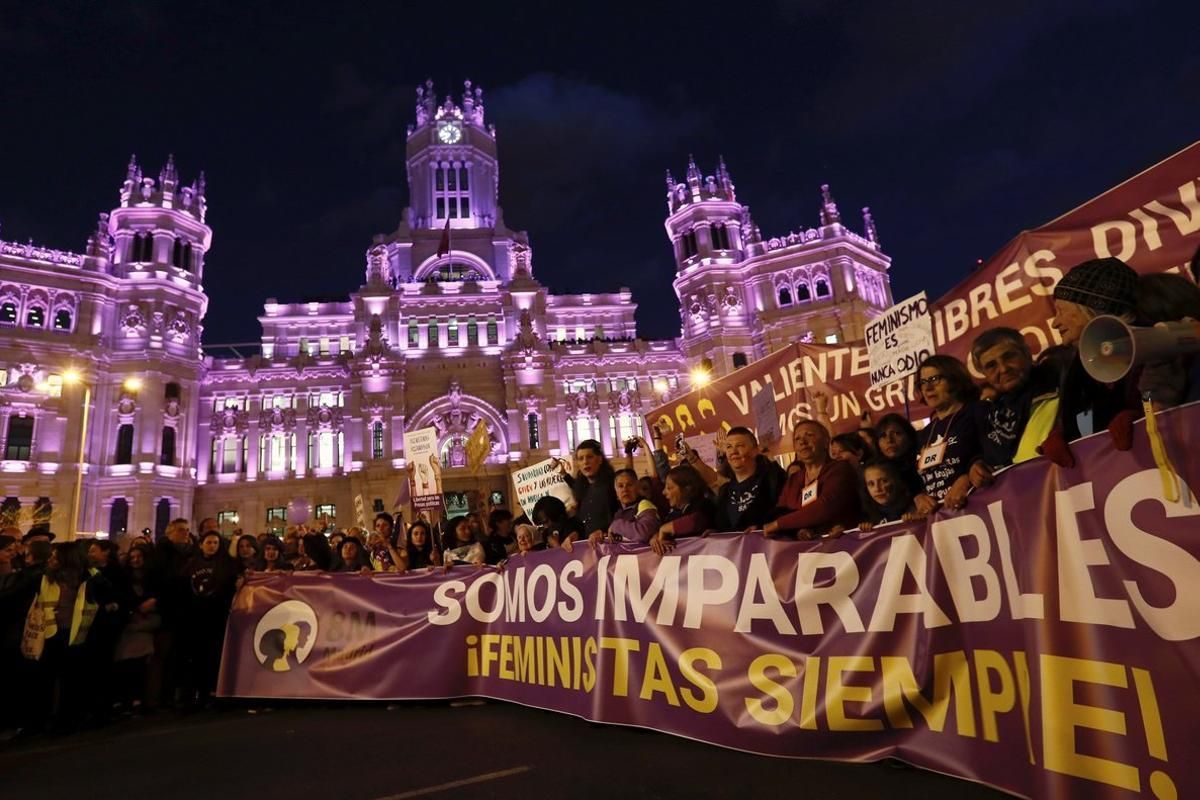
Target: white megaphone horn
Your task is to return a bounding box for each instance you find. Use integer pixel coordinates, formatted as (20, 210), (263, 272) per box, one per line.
(1079, 315), (1200, 383)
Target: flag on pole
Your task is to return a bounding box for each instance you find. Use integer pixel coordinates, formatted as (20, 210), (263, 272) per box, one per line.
(436, 217), (451, 257)
(466, 420), (491, 475)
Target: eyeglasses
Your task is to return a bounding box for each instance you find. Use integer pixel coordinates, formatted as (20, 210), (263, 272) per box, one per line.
(917, 375), (946, 388)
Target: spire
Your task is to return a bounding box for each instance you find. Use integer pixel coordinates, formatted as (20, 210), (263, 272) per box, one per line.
(715, 155), (735, 200)
(819, 184), (841, 226)
(685, 154), (702, 186)
(126, 154), (140, 182)
(665, 169), (676, 192)
(196, 170), (207, 198)
(159, 153), (178, 186)
(862, 207), (879, 246)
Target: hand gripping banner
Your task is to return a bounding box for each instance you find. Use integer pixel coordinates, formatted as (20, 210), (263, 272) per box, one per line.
(220, 404), (1200, 800)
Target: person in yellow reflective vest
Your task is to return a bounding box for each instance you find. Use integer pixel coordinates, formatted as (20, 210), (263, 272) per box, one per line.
(24, 542), (97, 734)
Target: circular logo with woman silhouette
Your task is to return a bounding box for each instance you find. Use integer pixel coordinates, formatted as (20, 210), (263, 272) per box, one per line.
(253, 600), (318, 672)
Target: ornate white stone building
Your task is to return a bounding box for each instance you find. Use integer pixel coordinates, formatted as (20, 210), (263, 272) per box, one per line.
(0, 80), (891, 537)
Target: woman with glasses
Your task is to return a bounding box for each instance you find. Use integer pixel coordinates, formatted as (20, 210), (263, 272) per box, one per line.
(914, 354), (985, 511)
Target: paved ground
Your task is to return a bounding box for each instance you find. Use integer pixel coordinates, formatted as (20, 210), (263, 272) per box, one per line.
(1, 701), (1012, 799)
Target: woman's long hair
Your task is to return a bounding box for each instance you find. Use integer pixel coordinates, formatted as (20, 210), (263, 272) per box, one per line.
(46, 542), (86, 587)
(571, 439), (616, 503)
(301, 533), (332, 571)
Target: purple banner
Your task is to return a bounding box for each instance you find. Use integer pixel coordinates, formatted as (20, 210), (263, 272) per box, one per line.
(220, 404), (1200, 800)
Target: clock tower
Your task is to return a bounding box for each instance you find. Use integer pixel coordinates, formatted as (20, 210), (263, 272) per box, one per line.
(405, 79), (499, 231)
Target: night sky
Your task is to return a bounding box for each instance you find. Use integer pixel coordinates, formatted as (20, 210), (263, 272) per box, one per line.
(2, 2), (1199, 344)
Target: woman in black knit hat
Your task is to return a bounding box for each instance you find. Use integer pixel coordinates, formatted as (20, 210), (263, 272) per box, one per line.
(1042, 257), (1142, 466)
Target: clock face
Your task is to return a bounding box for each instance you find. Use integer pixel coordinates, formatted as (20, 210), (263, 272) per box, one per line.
(438, 125), (462, 144)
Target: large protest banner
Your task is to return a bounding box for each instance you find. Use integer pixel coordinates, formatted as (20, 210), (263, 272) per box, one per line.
(220, 405), (1200, 800)
(648, 140), (1200, 437)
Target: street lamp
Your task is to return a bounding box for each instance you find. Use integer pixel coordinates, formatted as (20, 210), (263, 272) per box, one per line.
(60, 371), (142, 539)
(690, 357), (714, 388)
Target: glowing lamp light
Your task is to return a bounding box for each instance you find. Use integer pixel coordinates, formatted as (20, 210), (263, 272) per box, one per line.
(653, 379), (669, 394)
(123, 377), (143, 392)
(63, 369), (82, 385)
(690, 357), (715, 388)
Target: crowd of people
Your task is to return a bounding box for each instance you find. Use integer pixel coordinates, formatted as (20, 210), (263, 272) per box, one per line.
(1, 255), (1197, 740)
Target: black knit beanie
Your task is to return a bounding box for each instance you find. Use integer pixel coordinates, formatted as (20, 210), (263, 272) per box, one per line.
(1053, 257), (1139, 316)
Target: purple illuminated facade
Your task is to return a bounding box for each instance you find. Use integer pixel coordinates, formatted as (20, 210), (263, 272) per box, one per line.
(0, 80), (890, 535)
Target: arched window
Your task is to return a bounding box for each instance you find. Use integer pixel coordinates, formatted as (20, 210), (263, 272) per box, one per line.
(777, 287), (792, 307)
(681, 230), (698, 259)
(467, 317), (478, 346)
(133, 233), (153, 263)
(796, 284), (812, 302)
(408, 321), (420, 348)
(427, 321), (439, 348)
(711, 223), (731, 250)
(165, 382), (181, 401)
(0, 302), (16, 324)
(260, 432), (294, 473)
(25, 306), (45, 327)
(732, 352), (748, 368)
(371, 421), (385, 460)
(53, 309), (72, 330)
(486, 318), (499, 346)
(115, 424), (135, 464)
(160, 426), (176, 466)
(155, 498), (172, 539)
(109, 498), (129, 536)
(447, 317), (459, 347)
(815, 279), (830, 298)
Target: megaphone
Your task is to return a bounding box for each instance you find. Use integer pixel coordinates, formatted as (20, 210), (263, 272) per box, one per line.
(1080, 315), (1200, 383)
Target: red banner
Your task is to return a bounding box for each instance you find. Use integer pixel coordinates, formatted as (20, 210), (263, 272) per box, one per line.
(648, 140), (1200, 438)
(220, 404), (1200, 800)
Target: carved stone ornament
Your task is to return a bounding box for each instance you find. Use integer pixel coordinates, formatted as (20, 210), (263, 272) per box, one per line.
(121, 304), (145, 336)
(522, 390), (540, 416)
(568, 390), (599, 419)
(259, 406), (297, 433)
(167, 311), (190, 343)
(609, 388), (641, 413)
(117, 396), (137, 416)
(210, 406), (249, 435)
(305, 404), (343, 432)
(163, 397), (181, 419)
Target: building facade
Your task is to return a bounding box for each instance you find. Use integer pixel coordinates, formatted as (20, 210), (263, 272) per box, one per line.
(0, 80), (891, 537)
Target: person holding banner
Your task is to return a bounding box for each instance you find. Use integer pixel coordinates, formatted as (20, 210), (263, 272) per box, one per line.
(914, 355), (983, 510)
(968, 327), (1061, 488)
(650, 465), (714, 555)
(761, 420), (860, 540)
(398, 521), (440, 571)
(531, 496), (585, 549)
(712, 427), (785, 532)
(591, 468), (659, 545)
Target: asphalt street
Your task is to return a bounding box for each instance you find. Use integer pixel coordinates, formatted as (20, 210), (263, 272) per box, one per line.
(0, 701), (1012, 799)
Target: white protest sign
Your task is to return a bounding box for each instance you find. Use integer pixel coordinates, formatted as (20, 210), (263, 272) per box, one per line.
(864, 292), (935, 388)
(684, 434), (719, 468)
(751, 387), (781, 446)
(403, 427), (444, 510)
(512, 458), (575, 519)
